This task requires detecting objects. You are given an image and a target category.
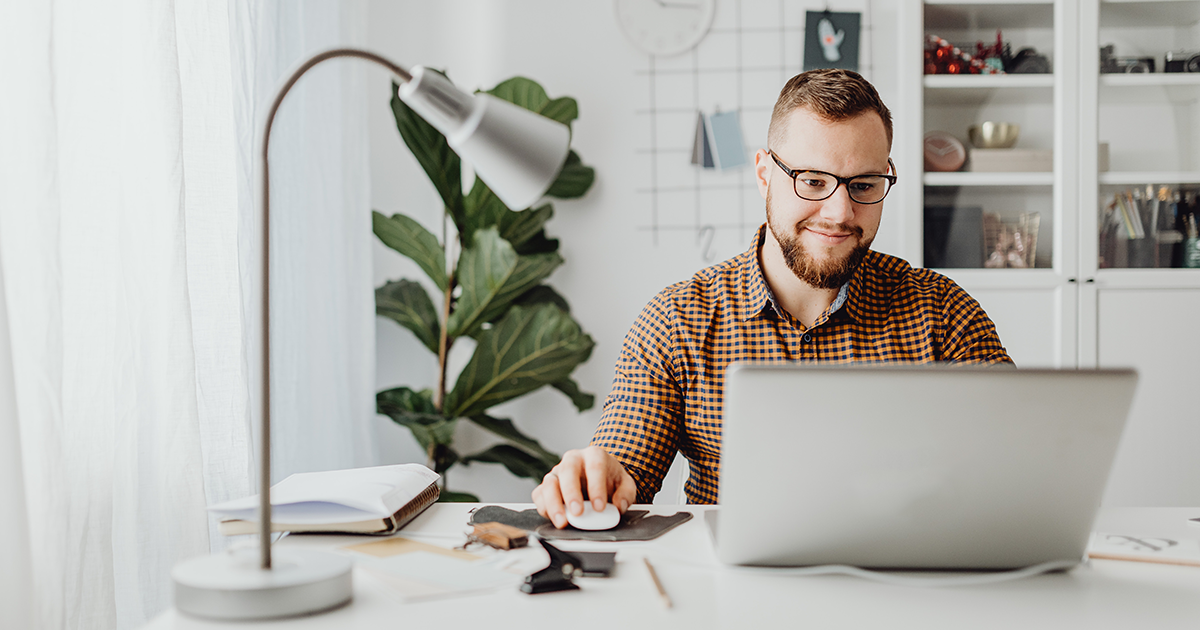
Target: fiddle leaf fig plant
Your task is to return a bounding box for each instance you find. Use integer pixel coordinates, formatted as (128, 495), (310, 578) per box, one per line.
(375, 73), (596, 502)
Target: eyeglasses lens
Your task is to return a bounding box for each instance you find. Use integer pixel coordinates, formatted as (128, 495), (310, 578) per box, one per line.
(793, 173), (891, 204)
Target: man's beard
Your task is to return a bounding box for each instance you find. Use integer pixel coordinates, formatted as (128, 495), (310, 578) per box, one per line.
(766, 186), (872, 290)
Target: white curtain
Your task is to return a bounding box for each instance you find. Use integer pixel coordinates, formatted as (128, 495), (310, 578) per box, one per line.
(0, 1), (375, 628)
(0, 224), (34, 630)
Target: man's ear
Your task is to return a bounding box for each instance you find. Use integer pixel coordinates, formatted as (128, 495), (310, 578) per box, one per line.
(754, 149), (771, 200)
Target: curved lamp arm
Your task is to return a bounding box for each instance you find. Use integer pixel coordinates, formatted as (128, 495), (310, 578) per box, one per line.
(257, 48), (411, 571)
(256, 48), (569, 570)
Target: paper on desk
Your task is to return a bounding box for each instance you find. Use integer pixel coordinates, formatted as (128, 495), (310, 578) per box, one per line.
(358, 552), (524, 601)
(355, 540), (551, 601)
(344, 536), (481, 561)
(207, 464), (438, 524)
(1088, 532), (1200, 565)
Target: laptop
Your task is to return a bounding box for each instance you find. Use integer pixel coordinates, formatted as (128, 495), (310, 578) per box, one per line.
(710, 363), (1138, 569)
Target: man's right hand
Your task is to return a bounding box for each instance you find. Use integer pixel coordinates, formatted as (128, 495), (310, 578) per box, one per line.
(531, 446), (637, 529)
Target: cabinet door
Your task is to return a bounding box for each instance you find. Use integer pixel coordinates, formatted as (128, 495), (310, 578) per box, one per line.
(1095, 287), (1200, 507)
(1080, 0), (1200, 276)
(942, 270), (1077, 367)
(970, 284), (1076, 367)
(898, 0), (1080, 367)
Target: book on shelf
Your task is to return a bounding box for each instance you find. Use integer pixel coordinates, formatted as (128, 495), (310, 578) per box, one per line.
(967, 148), (1053, 173)
(209, 463), (440, 536)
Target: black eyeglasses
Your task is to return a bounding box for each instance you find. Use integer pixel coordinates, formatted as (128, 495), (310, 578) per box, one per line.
(769, 151), (897, 204)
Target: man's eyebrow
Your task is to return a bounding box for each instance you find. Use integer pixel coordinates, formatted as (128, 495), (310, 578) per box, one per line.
(793, 166), (891, 177)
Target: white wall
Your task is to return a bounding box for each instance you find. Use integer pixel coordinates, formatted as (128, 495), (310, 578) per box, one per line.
(367, 0), (900, 502)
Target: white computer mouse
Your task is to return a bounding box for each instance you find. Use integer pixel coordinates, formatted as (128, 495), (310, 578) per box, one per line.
(565, 502), (621, 531)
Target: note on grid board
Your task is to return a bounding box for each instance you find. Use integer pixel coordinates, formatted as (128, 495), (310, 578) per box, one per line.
(691, 110), (747, 171)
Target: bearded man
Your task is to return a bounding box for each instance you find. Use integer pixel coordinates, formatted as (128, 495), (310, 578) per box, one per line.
(532, 68), (1012, 527)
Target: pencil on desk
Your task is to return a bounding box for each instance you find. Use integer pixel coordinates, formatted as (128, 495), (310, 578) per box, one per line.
(643, 557), (672, 609)
(1087, 552), (1200, 568)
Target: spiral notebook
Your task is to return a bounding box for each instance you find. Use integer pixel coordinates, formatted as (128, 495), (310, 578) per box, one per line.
(209, 464), (440, 536)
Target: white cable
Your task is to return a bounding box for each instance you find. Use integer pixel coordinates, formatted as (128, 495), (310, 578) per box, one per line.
(646, 550), (1082, 587)
(722, 559), (1082, 587)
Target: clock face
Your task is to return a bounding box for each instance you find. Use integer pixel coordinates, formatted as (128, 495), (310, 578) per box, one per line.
(615, 0), (717, 57)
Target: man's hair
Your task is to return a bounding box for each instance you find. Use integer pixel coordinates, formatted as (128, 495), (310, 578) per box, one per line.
(767, 69), (893, 150)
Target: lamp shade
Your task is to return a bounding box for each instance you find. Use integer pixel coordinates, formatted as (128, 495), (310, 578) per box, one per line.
(398, 66), (570, 210)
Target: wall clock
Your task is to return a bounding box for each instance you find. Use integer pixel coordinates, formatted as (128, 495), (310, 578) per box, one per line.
(615, 0), (717, 57)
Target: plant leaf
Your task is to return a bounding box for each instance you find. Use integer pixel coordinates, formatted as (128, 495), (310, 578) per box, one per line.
(437, 490), (480, 503)
(462, 444), (554, 480)
(486, 77), (549, 113)
(467, 414), (559, 467)
(512, 230), (560, 256)
(462, 178), (510, 243)
(375, 279), (441, 354)
(429, 444), (460, 476)
(498, 203), (553, 249)
(512, 285), (570, 313)
(447, 227), (562, 338)
(372, 211), (448, 291)
(377, 385), (437, 415)
(389, 78), (464, 225)
(444, 303), (595, 418)
(376, 387), (456, 452)
(551, 378), (595, 413)
(486, 78), (578, 126)
(539, 97), (579, 126)
(545, 150), (595, 199)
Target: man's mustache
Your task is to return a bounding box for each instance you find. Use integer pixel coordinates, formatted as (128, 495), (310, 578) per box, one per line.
(794, 220), (864, 239)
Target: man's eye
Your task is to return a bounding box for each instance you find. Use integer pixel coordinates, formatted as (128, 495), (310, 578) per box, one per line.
(799, 179), (827, 188)
(850, 181), (878, 193)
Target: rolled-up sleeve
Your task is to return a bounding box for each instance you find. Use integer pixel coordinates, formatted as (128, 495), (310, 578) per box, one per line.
(590, 292), (684, 503)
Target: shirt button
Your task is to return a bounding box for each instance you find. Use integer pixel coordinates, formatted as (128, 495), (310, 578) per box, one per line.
(802, 333), (813, 343)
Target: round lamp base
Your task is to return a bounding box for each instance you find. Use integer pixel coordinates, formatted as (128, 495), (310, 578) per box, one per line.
(172, 547), (353, 621)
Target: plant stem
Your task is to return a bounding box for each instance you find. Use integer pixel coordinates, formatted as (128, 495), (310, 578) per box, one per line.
(434, 209), (455, 413)
(435, 276), (453, 411)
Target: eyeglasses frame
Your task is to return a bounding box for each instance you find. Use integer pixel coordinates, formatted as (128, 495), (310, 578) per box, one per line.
(768, 150), (898, 205)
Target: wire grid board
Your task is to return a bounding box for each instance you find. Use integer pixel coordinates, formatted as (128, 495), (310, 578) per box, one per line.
(634, 0), (873, 263)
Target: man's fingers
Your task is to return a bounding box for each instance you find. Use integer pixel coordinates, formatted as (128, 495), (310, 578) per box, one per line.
(556, 452), (586, 519)
(613, 469), (637, 513)
(537, 472), (568, 529)
(584, 451), (610, 511)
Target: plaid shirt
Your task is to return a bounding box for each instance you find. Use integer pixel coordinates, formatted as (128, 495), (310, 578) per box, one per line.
(591, 225), (1012, 504)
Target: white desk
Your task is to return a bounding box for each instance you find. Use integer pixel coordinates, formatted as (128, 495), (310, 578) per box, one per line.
(145, 505), (1200, 630)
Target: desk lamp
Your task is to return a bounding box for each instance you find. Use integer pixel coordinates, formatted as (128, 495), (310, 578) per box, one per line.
(170, 48), (570, 621)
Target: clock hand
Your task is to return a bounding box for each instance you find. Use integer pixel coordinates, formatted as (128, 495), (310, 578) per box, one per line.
(653, 0), (701, 9)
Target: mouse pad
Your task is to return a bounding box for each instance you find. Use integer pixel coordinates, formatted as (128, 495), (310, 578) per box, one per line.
(468, 507), (693, 542)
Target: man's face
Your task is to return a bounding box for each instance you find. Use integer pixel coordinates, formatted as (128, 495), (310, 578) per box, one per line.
(754, 107), (891, 289)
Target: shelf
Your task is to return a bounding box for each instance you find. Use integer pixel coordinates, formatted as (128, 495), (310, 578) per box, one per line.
(1100, 1), (1200, 29)
(924, 74), (1054, 89)
(1101, 74), (1200, 88)
(1092, 268), (1200, 289)
(932, 268), (1064, 286)
(926, 0), (1051, 4)
(925, 2), (1055, 31)
(924, 171), (1055, 186)
(1099, 171), (1200, 186)
(925, 74), (1055, 105)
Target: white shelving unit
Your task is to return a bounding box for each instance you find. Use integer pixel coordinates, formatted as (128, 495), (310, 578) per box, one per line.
(898, 0), (1077, 369)
(1079, 0), (1200, 507)
(899, 0), (1200, 506)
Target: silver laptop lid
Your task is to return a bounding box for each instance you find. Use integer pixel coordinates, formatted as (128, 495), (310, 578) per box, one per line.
(716, 364), (1137, 569)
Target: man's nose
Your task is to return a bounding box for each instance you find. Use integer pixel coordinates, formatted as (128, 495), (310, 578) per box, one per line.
(819, 185), (855, 224)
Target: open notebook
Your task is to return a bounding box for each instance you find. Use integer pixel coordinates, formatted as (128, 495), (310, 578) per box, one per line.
(209, 464), (440, 535)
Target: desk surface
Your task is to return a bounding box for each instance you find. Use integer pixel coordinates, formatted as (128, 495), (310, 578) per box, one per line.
(146, 505), (1200, 630)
